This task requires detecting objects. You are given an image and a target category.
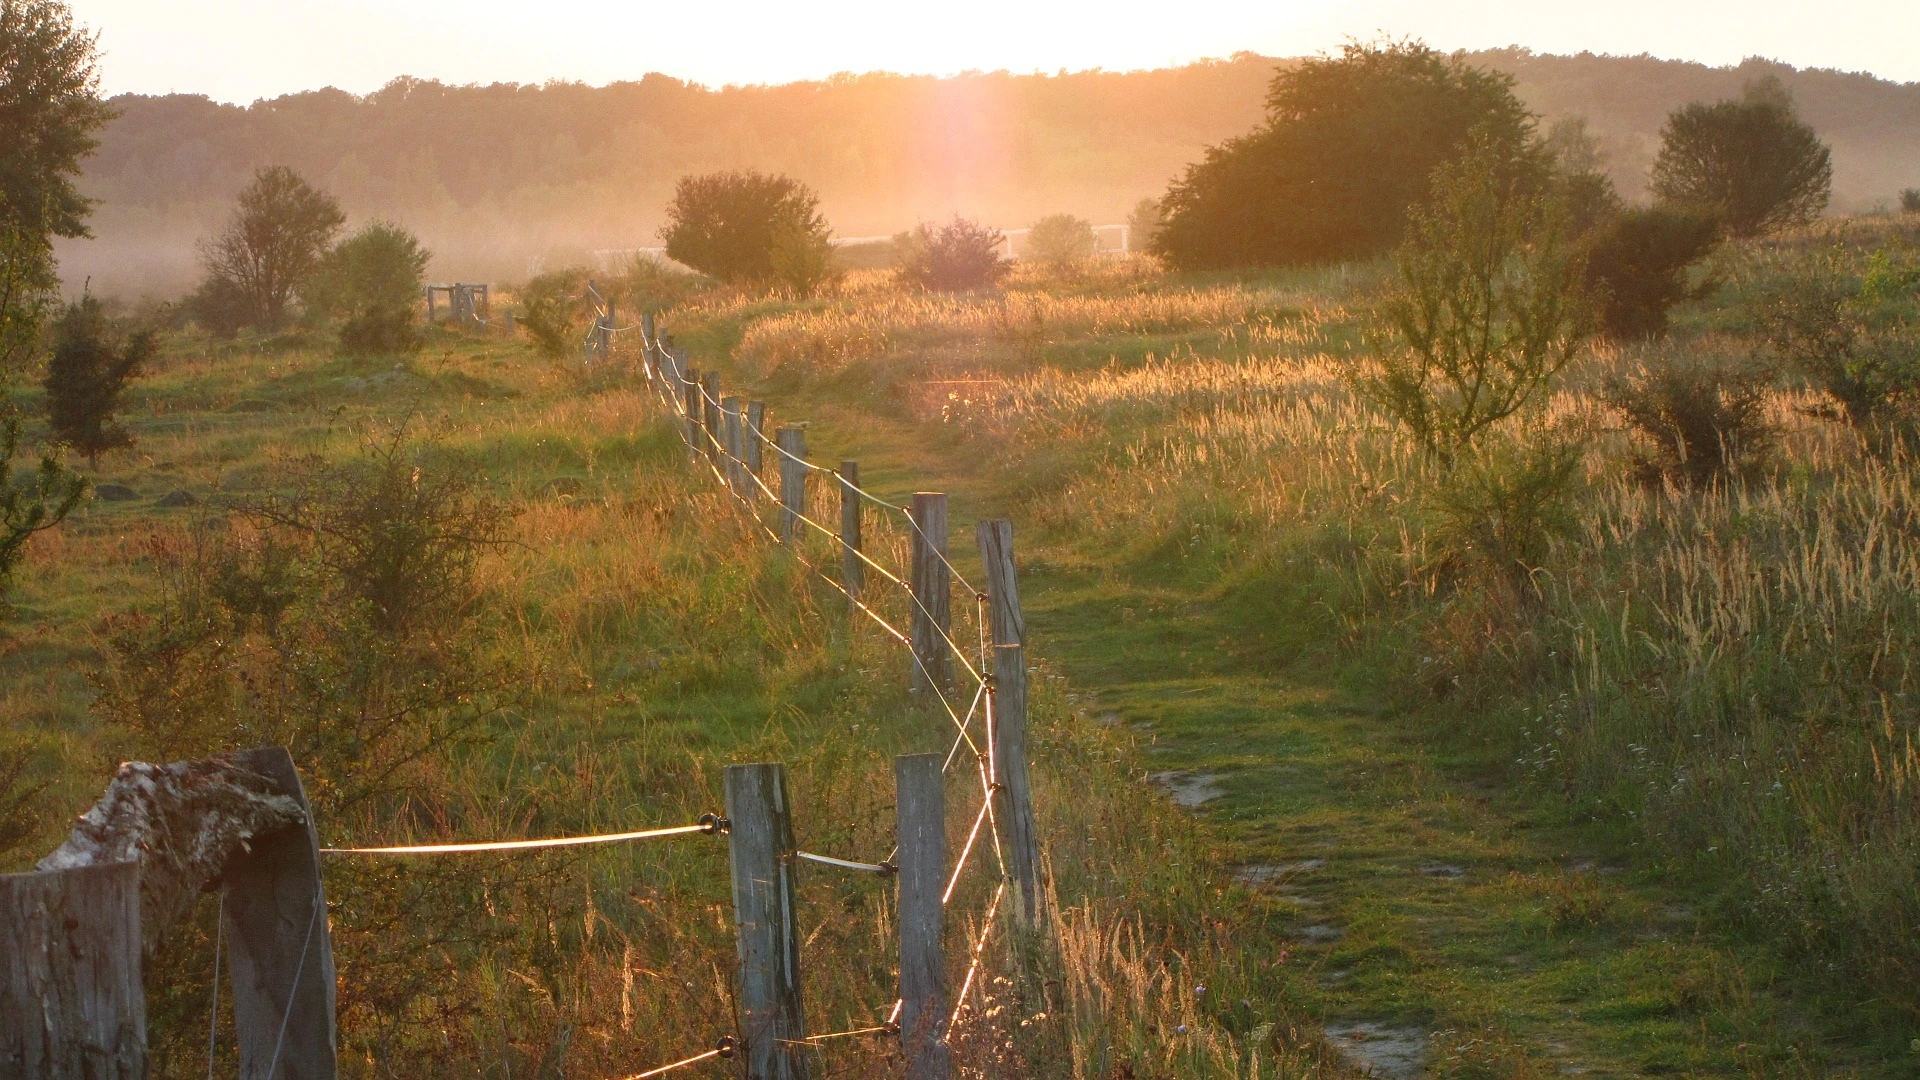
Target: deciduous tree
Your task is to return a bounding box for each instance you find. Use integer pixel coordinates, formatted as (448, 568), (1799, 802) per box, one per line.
(198, 166), (345, 329)
(1651, 79), (1831, 237)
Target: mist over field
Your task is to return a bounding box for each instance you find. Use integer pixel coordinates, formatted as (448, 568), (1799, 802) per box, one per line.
(57, 49), (1920, 299)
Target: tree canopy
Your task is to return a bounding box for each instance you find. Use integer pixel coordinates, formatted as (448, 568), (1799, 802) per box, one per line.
(198, 166), (346, 329)
(660, 170), (830, 285)
(1154, 41), (1539, 270)
(1651, 79), (1831, 237)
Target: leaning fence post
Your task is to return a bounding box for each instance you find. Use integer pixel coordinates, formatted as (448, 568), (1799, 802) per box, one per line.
(839, 461), (863, 608)
(701, 372), (723, 460)
(909, 493), (952, 694)
(725, 764), (810, 1080)
(777, 426), (808, 543)
(976, 520), (1041, 927)
(745, 402), (767, 498)
(682, 367), (703, 459)
(0, 860), (146, 1078)
(722, 396), (745, 493)
(894, 753), (950, 1080)
(222, 747), (338, 1079)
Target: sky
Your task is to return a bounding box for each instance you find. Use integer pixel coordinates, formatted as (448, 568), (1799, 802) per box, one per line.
(68, 0), (1920, 103)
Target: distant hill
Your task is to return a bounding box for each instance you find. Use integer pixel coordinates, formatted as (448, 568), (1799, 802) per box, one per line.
(58, 51), (1920, 298)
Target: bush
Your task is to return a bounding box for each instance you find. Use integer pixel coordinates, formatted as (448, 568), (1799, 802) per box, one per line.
(1359, 137), (1592, 465)
(516, 268), (591, 361)
(1584, 206), (1720, 339)
(1651, 78), (1831, 238)
(1431, 430), (1583, 581)
(1902, 189), (1920, 215)
(44, 296), (155, 466)
(619, 254), (710, 314)
(768, 217), (841, 298)
(1154, 41), (1539, 270)
(183, 274), (250, 338)
(1756, 242), (1920, 429)
(897, 217), (1009, 292)
(309, 222), (429, 356)
(1027, 213), (1099, 268)
(0, 417), (84, 597)
(660, 170), (832, 285)
(1601, 351), (1774, 485)
(1126, 197), (1164, 254)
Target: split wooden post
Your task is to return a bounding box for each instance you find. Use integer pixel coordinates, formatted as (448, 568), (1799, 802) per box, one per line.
(0, 861), (146, 1079)
(701, 372), (723, 460)
(909, 493), (952, 694)
(222, 746), (338, 1080)
(744, 402), (767, 502)
(722, 396), (745, 493)
(724, 764), (810, 1080)
(839, 461), (864, 607)
(976, 520), (1041, 927)
(894, 754), (950, 1080)
(777, 426), (808, 544)
(682, 366), (704, 458)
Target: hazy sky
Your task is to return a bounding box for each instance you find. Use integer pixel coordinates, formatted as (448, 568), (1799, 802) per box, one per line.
(69, 0), (1920, 102)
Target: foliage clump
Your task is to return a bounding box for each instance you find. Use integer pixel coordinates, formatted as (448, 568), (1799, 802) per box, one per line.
(195, 166), (345, 330)
(43, 295), (153, 465)
(896, 216), (1009, 292)
(1027, 213), (1099, 268)
(1601, 351), (1774, 485)
(1154, 40), (1537, 270)
(660, 169), (834, 292)
(1755, 239), (1920, 430)
(1584, 206), (1721, 339)
(308, 221), (429, 356)
(1651, 78), (1831, 238)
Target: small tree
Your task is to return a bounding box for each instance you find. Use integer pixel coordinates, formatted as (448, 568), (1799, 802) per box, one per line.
(1126, 197), (1164, 253)
(44, 295), (153, 466)
(1650, 79), (1831, 238)
(1901, 189), (1920, 215)
(1583, 206), (1720, 339)
(897, 217), (1009, 292)
(768, 218), (839, 298)
(660, 170), (831, 285)
(310, 222), (430, 355)
(1027, 213), (1099, 268)
(198, 166), (346, 329)
(1359, 137), (1592, 465)
(1758, 242), (1920, 430)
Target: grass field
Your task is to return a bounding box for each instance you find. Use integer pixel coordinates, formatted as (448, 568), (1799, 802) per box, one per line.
(6, 215), (1920, 1078)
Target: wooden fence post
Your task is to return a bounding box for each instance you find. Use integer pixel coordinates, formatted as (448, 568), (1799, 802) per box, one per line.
(722, 396), (745, 493)
(894, 754), (950, 1080)
(701, 373), (722, 460)
(976, 520), (1041, 926)
(0, 861), (146, 1079)
(724, 764), (810, 1080)
(745, 402), (767, 498)
(909, 493), (952, 694)
(839, 461), (863, 607)
(640, 312), (656, 376)
(682, 367), (703, 459)
(777, 426), (808, 544)
(222, 747), (337, 1080)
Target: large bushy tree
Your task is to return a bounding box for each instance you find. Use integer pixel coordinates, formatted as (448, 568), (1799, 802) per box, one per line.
(660, 170), (831, 285)
(308, 221), (430, 355)
(1153, 41), (1538, 270)
(1651, 78), (1831, 237)
(0, 0), (112, 376)
(198, 166), (345, 330)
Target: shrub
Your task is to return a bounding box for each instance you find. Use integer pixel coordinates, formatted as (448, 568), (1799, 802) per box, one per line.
(516, 268), (591, 361)
(1154, 40), (1539, 270)
(1027, 213), (1099, 268)
(897, 217), (1010, 292)
(1651, 78), (1831, 238)
(1543, 117), (1622, 236)
(1584, 206), (1720, 339)
(0, 417), (84, 596)
(182, 274), (250, 338)
(309, 222), (429, 356)
(1125, 197), (1164, 254)
(620, 254), (710, 313)
(768, 217), (840, 298)
(1601, 350), (1774, 485)
(197, 166), (346, 329)
(1757, 242), (1920, 429)
(660, 170), (832, 285)
(1902, 189), (1920, 215)
(44, 295), (154, 465)
(1359, 137), (1592, 465)
(1431, 430), (1583, 581)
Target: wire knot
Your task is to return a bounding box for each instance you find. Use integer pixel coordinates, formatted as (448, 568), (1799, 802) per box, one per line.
(699, 813), (731, 836)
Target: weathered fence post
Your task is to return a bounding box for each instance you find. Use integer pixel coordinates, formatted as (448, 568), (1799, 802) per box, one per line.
(722, 396), (745, 493)
(976, 520), (1041, 926)
(701, 373), (723, 460)
(682, 367), (704, 458)
(424, 286), (437, 323)
(909, 493), (952, 694)
(777, 426), (808, 543)
(839, 461), (863, 607)
(640, 312), (656, 376)
(724, 764), (810, 1080)
(0, 861), (146, 1079)
(222, 746), (338, 1080)
(745, 402), (767, 499)
(894, 754), (950, 1080)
